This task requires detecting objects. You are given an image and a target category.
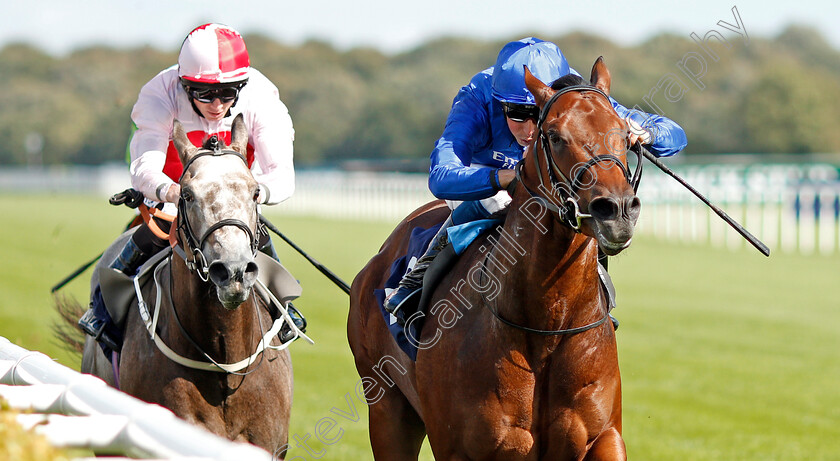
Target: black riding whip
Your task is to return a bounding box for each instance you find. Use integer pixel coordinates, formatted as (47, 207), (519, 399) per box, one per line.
(259, 215), (351, 294)
(50, 253), (102, 293)
(638, 145), (771, 257)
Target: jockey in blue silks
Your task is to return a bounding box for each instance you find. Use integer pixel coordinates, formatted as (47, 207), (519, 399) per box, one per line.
(384, 37), (687, 314)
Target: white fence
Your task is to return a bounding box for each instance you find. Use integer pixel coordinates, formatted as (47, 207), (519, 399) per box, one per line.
(3, 162), (840, 255)
(0, 164), (129, 197)
(275, 164), (840, 256)
(0, 336), (273, 460)
(274, 170), (435, 222)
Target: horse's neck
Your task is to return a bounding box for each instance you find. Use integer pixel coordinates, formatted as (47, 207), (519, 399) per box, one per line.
(490, 200), (602, 329)
(164, 255), (264, 362)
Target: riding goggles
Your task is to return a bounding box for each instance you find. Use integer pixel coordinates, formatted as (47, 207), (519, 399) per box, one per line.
(187, 86), (240, 103)
(502, 102), (539, 122)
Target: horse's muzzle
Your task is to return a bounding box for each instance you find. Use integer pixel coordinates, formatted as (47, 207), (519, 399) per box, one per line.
(208, 259), (259, 309)
(589, 194), (641, 256)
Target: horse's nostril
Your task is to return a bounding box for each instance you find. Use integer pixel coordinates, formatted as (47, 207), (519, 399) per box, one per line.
(208, 262), (230, 286)
(241, 261), (259, 286)
(589, 197), (620, 221)
(625, 196), (642, 220)
(245, 261), (259, 276)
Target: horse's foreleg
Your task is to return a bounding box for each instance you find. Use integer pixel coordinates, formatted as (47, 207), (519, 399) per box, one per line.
(366, 387), (426, 461)
(583, 427), (626, 461)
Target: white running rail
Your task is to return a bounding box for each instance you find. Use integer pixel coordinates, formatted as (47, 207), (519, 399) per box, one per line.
(0, 336), (273, 460)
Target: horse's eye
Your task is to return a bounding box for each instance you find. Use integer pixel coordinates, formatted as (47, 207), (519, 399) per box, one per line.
(548, 130), (562, 145)
(253, 188), (260, 203)
(181, 191), (194, 202)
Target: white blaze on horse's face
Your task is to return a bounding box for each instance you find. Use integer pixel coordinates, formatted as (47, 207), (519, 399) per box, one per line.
(183, 154), (260, 310)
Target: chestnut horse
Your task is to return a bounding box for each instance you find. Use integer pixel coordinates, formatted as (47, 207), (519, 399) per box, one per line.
(78, 114), (295, 456)
(348, 58), (639, 460)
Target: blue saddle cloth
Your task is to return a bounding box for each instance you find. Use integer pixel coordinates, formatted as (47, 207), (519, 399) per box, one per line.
(374, 218), (502, 360)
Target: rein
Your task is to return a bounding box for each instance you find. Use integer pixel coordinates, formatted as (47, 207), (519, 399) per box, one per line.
(167, 262), (268, 377)
(515, 85), (643, 232)
(478, 250), (609, 336)
(139, 205), (176, 240)
(132, 256), (297, 374)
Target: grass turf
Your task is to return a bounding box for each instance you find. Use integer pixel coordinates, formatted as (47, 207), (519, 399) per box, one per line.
(0, 194), (837, 459)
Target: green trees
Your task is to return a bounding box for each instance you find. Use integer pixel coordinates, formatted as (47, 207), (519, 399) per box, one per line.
(2, 26), (838, 167)
(0, 43), (172, 166)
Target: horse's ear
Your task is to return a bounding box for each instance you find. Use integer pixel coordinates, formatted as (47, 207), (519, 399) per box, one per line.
(229, 113), (248, 154)
(172, 120), (197, 166)
(590, 56), (611, 96)
(524, 66), (554, 108)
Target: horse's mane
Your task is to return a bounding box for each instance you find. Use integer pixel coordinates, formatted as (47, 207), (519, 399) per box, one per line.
(550, 73), (589, 91)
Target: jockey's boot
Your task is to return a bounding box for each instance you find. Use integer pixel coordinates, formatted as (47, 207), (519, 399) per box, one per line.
(78, 238), (148, 350)
(279, 303), (307, 343)
(384, 217), (452, 316)
(78, 287), (122, 352)
(110, 238), (149, 276)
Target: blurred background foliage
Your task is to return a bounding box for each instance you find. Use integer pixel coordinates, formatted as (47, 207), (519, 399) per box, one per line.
(2, 25), (838, 168)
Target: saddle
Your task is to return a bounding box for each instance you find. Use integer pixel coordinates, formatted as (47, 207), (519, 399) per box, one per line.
(389, 242), (458, 327)
(98, 244), (168, 330)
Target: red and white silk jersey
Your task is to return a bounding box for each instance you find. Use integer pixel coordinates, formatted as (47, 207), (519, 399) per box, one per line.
(128, 65), (294, 205)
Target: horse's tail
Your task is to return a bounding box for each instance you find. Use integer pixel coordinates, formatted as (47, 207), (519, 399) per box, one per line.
(52, 294), (86, 356)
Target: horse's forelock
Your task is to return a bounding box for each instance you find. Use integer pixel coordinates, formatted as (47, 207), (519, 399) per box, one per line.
(550, 74), (588, 91)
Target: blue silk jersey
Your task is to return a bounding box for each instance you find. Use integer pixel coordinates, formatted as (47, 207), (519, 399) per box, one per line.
(428, 67), (688, 201)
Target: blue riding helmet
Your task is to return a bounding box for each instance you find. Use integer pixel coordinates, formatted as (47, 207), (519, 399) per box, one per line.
(491, 37), (571, 105)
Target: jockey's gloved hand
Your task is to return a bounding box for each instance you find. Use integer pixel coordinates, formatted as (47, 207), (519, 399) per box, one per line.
(109, 189), (145, 209)
(625, 116), (652, 145)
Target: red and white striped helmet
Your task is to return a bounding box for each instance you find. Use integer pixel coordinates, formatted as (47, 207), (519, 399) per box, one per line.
(178, 23), (250, 86)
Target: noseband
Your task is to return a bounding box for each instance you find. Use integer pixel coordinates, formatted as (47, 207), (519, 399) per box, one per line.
(515, 85), (643, 231)
(175, 144), (259, 281)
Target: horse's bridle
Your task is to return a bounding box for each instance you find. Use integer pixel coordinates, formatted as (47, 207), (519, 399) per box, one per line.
(514, 85), (643, 232)
(175, 142), (259, 281)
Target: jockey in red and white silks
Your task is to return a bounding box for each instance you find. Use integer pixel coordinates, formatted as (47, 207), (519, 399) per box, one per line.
(128, 64), (295, 213)
(79, 23), (305, 350)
